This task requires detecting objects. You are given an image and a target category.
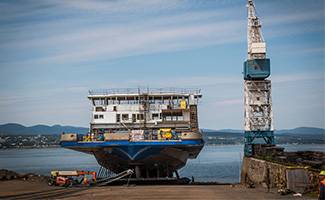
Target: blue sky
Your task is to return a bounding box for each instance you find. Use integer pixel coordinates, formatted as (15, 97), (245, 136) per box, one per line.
(0, 0), (324, 129)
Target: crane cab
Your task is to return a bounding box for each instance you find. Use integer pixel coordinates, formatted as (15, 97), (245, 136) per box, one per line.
(244, 58), (270, 80)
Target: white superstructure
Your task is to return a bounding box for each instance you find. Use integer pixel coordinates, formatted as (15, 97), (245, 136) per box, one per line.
(88, 88), (202, 132)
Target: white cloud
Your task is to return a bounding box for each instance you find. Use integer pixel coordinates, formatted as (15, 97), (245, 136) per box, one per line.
(263, 10), (324, 26)
(1, 0), (323, 67)
(59, 0), (183, 13)
(272, 73), (325, 84)
(0, 0), (324, 129)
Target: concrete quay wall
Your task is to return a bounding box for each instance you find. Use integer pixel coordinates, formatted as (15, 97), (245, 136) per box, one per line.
(240, 157), (319, 194)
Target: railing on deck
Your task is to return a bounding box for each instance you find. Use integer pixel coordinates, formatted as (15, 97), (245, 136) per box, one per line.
(88, 88), (201, 96)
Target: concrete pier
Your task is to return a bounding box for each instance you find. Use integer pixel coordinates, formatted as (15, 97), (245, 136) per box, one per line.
(241, 157), (320, 194)
(0, 180), (306, 200)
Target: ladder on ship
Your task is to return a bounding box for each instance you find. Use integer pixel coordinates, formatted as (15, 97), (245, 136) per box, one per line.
(189, 105), (198, 132)
(138, 88), (149, 130)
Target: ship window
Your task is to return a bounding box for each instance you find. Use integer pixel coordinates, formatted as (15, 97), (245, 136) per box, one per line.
(116, 114), (120, 122)
(256, 97), (260, 101)
(94, 99), (105, 106)
(99, 115), (104, 119)
(113, 106), (117, 111)
(96, 107), (105, 112)
(132, 114), (136, 122)
(122, 114), (129, 121)
(137, 114), (144, 120)
(152, 113), (159, 120)
(94, 114), (98, 119)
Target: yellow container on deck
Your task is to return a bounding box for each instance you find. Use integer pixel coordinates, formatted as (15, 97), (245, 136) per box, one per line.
(180, 100), (187, 109)
(158, 128), (172, 140)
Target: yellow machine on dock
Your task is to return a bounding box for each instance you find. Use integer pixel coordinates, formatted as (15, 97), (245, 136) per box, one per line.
(49, 170), (97, 187)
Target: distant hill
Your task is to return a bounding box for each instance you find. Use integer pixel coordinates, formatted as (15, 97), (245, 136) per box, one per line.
(202, 128), (243, 134)
(0, 123), (88, 135)
(217, 129), (243, 133)
(0, 123), (324, 141)
(202, 127), (325, 135)
(201, 130), (242, 138)
(275, 127), (325, 135)
(201, 127), (325, 145)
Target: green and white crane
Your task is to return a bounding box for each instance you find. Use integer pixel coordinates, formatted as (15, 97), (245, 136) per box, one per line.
(243, 0), (275, 156)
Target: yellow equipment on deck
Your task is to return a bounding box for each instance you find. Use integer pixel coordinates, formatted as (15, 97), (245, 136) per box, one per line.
(83, 134), (91, 142)
(180, 99), (187, 109)
(158, 128), (172, 140)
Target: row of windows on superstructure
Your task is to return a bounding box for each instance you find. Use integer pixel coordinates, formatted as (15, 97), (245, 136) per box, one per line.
(94, 113), (184, 122)
(95, 104), (181, 112)
(94, 113), (156, 121)
(92, 98), (192, 106)
(94, 114), (104, 119)
(116, 114), (184, 122)
(116, 113), (157, 122)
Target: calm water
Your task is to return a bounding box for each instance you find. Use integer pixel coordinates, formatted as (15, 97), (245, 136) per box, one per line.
(0, 144), (323, 183)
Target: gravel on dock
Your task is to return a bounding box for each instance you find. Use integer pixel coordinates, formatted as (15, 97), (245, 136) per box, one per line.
(0, 179), (316, 200)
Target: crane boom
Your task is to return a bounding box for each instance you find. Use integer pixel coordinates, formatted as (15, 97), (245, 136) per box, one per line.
(247, 0), (266, 59)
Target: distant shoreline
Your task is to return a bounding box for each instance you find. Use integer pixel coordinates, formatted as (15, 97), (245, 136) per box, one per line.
(1, 143), (324, 150)
(0, 145), (60, 150)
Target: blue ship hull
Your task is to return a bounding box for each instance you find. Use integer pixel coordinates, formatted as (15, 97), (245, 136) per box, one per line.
(61, 139), (204, 178)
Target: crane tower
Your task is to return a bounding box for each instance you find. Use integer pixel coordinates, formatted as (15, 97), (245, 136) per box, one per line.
(243, 0), (274, 156)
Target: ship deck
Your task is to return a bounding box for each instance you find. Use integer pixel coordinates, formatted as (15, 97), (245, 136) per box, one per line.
(61, 139), (203, 148)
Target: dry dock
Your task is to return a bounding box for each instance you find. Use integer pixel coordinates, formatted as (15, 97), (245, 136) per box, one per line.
(0, 179), (317, 200)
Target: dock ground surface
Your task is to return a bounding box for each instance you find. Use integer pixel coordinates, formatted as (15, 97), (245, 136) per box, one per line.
(0, 180), (317, 200)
